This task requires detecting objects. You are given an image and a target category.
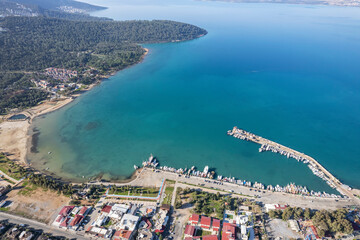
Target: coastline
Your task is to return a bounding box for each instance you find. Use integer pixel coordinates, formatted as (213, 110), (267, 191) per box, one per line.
(0, 47), (150, 171)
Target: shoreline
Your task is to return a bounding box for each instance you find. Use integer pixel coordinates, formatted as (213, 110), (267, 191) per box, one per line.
(0, 48), (150, 172)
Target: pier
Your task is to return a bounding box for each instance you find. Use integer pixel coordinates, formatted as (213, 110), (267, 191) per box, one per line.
(227, 126), (356, 199)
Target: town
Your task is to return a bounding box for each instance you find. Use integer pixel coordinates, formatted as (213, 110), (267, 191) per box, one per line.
(0, 151), (359, 240)
(31, 67), (101, 99)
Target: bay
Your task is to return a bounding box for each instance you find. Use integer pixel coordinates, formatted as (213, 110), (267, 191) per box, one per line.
(28, 0), (360, 193)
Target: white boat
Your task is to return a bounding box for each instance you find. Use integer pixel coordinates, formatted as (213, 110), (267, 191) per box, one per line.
(203, 166), (209, 175)
(134, 165), (138, 170)
(148, 154), (154, 163)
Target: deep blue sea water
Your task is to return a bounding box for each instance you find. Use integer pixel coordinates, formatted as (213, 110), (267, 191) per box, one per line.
(28, 0), (360, 193)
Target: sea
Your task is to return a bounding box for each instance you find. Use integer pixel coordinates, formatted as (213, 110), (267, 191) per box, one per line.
(27, 0), (360, 193)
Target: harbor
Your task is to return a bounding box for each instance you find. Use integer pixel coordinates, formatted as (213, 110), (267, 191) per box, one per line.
(137, 154), (345, 200)
(227, 126), (355, 199)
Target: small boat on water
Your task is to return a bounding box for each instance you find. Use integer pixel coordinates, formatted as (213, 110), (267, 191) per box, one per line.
(48, 151), (52, 154)
(203, 166), (209, 175)
(134, 165), (138, 170)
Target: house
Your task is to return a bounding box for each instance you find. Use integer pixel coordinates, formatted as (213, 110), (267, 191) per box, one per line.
(222, 222), (236, 240)
(59, 206), (74, 217)
(118, 214), (140, 231)
(102, 205), (112, 214)
(211, 218), (220, 232)
(109, 204), (129, 219)
(19, 231), (33, 240)
(79, 206), (91, 216)
(94, 213), (109, 227)
(6, 227), (21, 239)
(86, 226), (111, 238)
(69, 214), (84, 230)
(202, 235), (218, 240)
(60, 217), (71, 228)
(184, 225), (197, 238)
(201, 216), (211, 229)
(189, 214), (200, 225)
(154, 209), (169, 232)
(264, 204), (288, 212)
(136, 228), (153, 240)
(113, 230), (133, 240)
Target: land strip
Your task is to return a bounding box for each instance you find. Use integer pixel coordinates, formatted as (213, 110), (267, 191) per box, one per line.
(89, 168), (358, 210)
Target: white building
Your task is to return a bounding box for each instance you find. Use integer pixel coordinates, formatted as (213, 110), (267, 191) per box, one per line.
(117, 214), (140, 231)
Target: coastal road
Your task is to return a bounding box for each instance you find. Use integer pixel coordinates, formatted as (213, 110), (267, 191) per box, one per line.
(89, 168), (359, 210)
(0, 212), (89, 240)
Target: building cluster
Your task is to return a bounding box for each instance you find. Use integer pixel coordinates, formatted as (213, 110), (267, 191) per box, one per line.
(45, 68), (78, 81)
(0, 221), (34, 240)
(184, 209), (254, 240)
(34, 78), (82, 95)
(86, 202), (170, 240)
(52, 205), (91, 231)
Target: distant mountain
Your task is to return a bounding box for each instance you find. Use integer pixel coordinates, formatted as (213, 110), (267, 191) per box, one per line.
(0, 0), (109, 20)
(204, 0), (360, 7)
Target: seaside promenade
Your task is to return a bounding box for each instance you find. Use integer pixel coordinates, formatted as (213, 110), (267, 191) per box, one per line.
(88, 168), (359, 210)
(228, 127), (357, 200)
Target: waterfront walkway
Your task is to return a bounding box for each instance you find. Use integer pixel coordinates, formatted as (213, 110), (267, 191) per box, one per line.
(89, 168), (359, 210)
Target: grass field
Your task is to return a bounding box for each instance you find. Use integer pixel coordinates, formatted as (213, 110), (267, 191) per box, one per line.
(18, 181), (39, 196)
(107, 186), (159, 197)
(0, 154), (27, 180)
(162, 180), (175, 205)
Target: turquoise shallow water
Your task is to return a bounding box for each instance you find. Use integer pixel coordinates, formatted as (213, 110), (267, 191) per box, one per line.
(28, 1), (360, 193)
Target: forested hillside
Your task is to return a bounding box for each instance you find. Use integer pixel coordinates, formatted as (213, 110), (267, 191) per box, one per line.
(0, 17), (207, 114)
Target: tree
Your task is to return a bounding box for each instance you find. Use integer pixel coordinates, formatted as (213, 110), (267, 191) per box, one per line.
(175, 200), (182, 209)
(268, 210), (276, 219)
(304, 208), (312, 219)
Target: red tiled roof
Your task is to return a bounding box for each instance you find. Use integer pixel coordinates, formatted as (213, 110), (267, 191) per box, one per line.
(79, 206), (88, 215)
(114, 230), (132, 240)
(201, 216), (211, 227)
(203, 235), (218, 240)
(69, 214), (84, 226)
(101, 205), (112, 213)
(189, 214), (199, 223)
(184, 225), (196, 236)
(59, 206), (74, 216)
(212, 218), (220, 228)
(222, 222), (236, 240)
(60, 217), (70, 227)
(55, 215), (63, 223)
(275, 204), (288, 210)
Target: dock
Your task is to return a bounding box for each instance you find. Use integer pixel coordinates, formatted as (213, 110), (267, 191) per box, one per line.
(227, 126), (356, 199)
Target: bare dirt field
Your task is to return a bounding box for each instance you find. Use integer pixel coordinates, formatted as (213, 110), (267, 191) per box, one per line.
(267, 219), (302, 239)
(6, 184), (70, 224)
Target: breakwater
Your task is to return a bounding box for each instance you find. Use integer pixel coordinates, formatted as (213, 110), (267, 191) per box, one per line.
(227, 127), (354, 198)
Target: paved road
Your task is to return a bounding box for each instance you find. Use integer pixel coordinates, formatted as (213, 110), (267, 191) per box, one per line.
(0, 212), (89, 240)
(0, 169), (21, 186)
(110, 168), (359, 210)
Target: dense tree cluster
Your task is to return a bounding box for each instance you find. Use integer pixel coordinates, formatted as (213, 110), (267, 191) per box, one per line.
(0, 16), (207, 113)
(27, 173), (75, 196)
(268, 207), (353, 237)
(0, 17), (207, 72)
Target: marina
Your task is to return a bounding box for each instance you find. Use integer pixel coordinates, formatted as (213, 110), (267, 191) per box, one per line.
(227, 127), (354, 198)
(139, 154), (345, 200)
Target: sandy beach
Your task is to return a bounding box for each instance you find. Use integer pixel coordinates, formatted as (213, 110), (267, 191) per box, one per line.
(0, 48), (150, 168)
(0, 98), (74, 166)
